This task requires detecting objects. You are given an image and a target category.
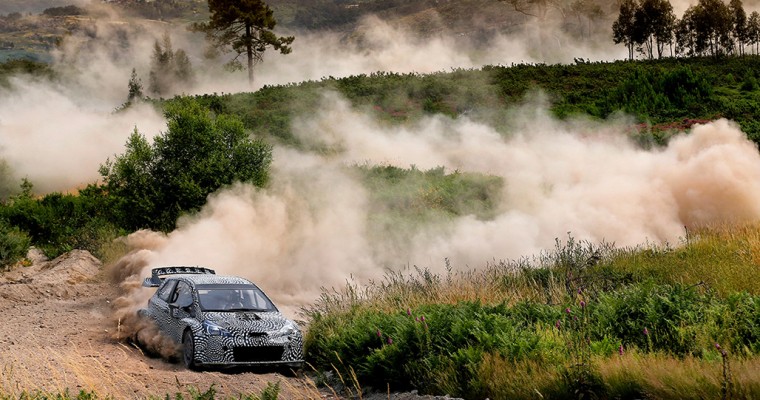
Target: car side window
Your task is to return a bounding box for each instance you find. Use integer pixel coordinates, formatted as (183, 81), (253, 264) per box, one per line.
(173, 281), (193, 306)
(251, 291), (271, 310)
(157, 280), (177, 302)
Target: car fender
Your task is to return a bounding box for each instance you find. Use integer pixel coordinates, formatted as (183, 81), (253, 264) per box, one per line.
(181, 318), (208, 360)
(181, 318), (203, 342)
(137, 308), (153, 320)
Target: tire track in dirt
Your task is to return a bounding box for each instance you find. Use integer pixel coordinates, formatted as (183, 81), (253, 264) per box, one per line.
(0, 250), (320, 398)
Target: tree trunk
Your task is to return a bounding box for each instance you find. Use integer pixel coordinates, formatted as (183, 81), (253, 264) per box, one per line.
(246, 23), (254, 87)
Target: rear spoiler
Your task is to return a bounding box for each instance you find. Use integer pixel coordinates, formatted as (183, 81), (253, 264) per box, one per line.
(142, 266), (216, 287)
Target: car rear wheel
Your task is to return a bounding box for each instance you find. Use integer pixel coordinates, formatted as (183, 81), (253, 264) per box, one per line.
(182, 330), (197, 369)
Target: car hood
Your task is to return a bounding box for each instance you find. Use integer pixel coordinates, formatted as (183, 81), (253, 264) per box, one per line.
(201, 311), (291, 332)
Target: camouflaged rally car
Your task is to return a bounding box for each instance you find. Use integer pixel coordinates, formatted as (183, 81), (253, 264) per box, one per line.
(138, 266), (304, 370)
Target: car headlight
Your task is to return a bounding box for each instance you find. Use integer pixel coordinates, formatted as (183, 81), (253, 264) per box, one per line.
(202, 320), (232, 337)
(275, 320), (299, 337)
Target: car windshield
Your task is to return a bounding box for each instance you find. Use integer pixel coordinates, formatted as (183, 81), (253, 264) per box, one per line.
(196, 284), (277, 312)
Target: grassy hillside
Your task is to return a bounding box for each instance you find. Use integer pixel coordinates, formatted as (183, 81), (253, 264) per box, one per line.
(190, 56), (760, 145)
(0, 0), (86, 15)
(0, 1), (207, 63)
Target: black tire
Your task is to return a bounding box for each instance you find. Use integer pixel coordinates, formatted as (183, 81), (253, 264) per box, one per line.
(182, 330), (197, 369)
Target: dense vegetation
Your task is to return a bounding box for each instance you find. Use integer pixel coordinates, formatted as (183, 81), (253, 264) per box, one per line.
(191, 55), (760, 144)
(304, 228), (760, 399)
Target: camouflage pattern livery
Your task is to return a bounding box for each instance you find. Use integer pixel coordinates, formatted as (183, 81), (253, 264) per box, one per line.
(138, 267), (304, 369)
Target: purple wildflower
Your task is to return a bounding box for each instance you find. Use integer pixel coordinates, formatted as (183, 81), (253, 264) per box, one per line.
(387, 337), (393, 345)
(377, 329), (382, 338)
(407, 308), (412, 316)
(618, 345), (624, 356)
(643, 327), (649, 336)
(555, 320), (561, 329)
(421, 315), (426, 322)
(580, 300), (586, 308)
(565, 307), (572, 314)
(715, 343), (721, 350)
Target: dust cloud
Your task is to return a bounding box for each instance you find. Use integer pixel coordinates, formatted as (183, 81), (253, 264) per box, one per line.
(249, 16), (625, 90)
(110, 92), (760, 322)
(0, 10), (169, 194)
(109, 236), (181, 359)
(0, 78), (165, 194)
(0, 2), (627, 194)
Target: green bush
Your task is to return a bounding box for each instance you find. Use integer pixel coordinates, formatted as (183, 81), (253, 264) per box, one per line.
(306, 301), (563, 398)
(741, 75), (759, 92)
(591, 282), (712, 355)
(100, 98), (273, 232)
(0, 219), (30, 269)
(0, 181), (121, 258)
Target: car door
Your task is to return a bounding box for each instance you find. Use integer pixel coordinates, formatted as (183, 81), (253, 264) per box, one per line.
(165, 280), (195, 343)
(150, 279), (177, 336)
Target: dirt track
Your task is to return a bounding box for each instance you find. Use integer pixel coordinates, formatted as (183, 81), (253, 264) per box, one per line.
(0, 250), (462, 400)
(0, 250), (321, 399)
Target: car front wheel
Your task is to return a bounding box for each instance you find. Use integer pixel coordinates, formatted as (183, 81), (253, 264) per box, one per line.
(182, 330), (197, 369)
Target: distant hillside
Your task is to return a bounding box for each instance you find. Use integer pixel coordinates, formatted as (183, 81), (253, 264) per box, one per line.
(268, 0), (617, 38)
(0, 0), (207, 63)
(268, 0), (514, 34)
(0, 0), (89, 15)
(0, 0), (618, 65)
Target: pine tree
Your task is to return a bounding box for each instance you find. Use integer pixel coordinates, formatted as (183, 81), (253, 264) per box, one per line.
(192, 0), (294, 87)
(148, 32), (194, 97)
(127, 68), (144, 104)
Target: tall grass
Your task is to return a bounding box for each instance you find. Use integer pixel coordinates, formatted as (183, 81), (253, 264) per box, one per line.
(611, 223), (760, 296)
(303, 224), (760, 399)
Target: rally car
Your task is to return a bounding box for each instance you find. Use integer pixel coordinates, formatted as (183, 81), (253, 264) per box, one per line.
(137, 266), (304, 370)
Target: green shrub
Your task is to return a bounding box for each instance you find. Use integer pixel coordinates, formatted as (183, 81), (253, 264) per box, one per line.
(0, 219), (30, 269)
(100, 98), (273, 232)
(0, 181), (122, 258)
(591, 282), (711, 355)
(741, 75), (759, 92)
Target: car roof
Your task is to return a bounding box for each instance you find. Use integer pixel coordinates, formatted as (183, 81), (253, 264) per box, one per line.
(172, 274), (255, 286)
